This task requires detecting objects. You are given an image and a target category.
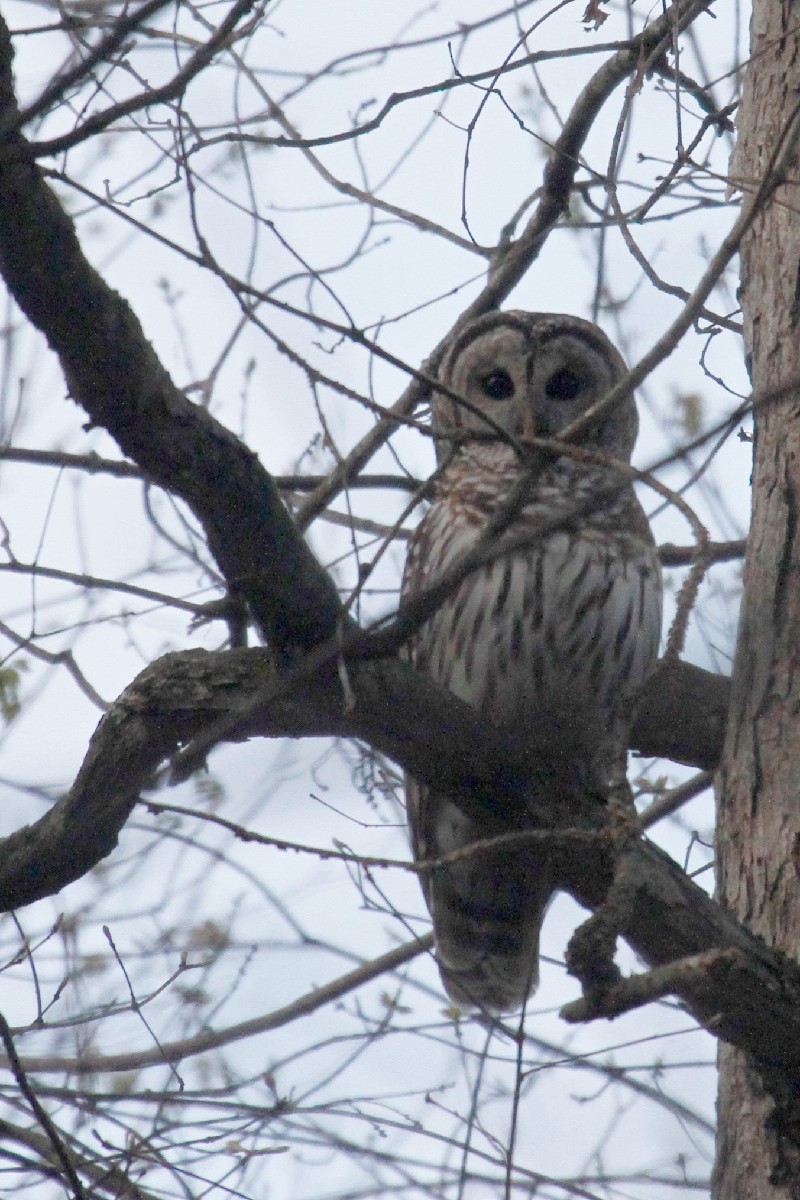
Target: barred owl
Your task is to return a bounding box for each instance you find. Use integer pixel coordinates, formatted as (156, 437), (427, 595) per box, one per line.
(401, 311), (662, 1013)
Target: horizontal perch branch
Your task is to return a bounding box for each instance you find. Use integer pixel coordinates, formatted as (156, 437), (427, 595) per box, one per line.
(3, 645), (798, 1080)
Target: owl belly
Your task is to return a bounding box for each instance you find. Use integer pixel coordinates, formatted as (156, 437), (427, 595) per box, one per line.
(415, 527), (660, 766)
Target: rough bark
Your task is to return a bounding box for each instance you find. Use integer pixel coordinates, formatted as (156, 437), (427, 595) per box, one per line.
(715, 4), (800, 1196)
(0, 650), (725, 909)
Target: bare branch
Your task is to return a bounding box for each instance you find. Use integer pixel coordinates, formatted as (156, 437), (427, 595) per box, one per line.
(0, 645), (792, 1076)
(5, 933), (433, 1075)
(14, 0), (175, 130)
(295, 0), (716, 528)
(0, 1012), (86, 1198)
(561, 948), (743, 1022)
(640, 770), (715, 827)
(27, 0), (261, 157)
(0, 20), (344, 658)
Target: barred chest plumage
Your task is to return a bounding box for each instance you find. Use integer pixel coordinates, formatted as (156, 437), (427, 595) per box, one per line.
(402, 442), (662, 764)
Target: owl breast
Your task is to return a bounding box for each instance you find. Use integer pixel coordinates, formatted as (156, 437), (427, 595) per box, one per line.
(404, 447), (661, 761)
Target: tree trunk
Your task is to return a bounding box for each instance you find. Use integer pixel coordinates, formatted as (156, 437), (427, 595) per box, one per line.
(715, 3), (800, 1195)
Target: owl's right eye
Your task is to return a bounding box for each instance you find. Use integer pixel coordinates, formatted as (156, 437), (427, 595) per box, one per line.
(479, 370), (515, 401)
(544, 367), (585, 401)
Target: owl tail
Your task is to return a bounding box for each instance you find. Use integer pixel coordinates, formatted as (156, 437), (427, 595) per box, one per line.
(427, 835), (556, 1014)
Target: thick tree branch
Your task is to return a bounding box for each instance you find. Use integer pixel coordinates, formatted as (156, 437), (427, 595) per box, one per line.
(0, 645), (796, 1077)
(0, 645), (728, 912)
(0, 21), (341, 659)
(632, 659), (730, 769)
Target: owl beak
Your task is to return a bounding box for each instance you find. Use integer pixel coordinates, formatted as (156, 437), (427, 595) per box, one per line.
(520, 410), (538, 442)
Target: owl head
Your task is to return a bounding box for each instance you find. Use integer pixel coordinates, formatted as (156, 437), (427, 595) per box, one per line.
(432, 311), (639, 463)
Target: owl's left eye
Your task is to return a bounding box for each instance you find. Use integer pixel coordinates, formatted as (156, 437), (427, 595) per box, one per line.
(479, 370), (515, 401)
(545, 367), (586, 401)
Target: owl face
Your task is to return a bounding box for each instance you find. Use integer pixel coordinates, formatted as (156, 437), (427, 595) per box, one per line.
(433, 311), (638, 462)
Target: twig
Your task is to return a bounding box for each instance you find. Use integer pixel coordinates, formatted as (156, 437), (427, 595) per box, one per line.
(2, 935), (434, 1076)
(144, 796), (600, 873)
(659, 538), (745, 566)
(29, 0), (260, 156)
(0, 1010), (86, 1198)
(14, 0), (174, 129)
(561, 948), (741, 1023)
(640, 770), (715, 828)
